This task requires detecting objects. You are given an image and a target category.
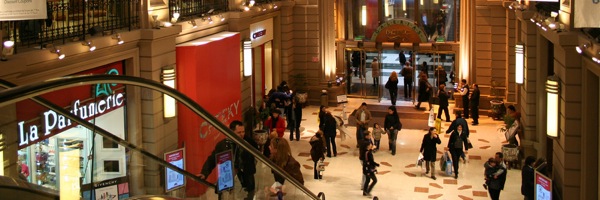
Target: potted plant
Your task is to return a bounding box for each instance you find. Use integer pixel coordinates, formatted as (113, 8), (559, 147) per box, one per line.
(290, 73), (308, 104)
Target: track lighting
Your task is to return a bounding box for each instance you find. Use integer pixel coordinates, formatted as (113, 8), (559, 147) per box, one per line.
(1, 40), (15, 61)
(48, 45), (65, 60)
(113, 34), (124, 45)
(576, 43), (590, 54)
(82, 40), (96, 52)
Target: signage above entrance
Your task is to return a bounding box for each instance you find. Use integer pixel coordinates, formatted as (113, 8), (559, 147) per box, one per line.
(370, 19), (428, 43)
(249, 18), (273, 48)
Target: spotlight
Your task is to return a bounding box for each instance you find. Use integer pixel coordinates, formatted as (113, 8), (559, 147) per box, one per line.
(48, 45), (65, 60)
(189, 19), (197, 28)
(113, 34), (124, 45)
(172, 12), (180, 23)
(592, 57), (600, 64)
(550, 11), (558, 18)
(82, 40), (96, 52)
(541, 26), (547, 32)
(249, 0), (255, 7)
(272, 3), (278, 9)
(530, 18), (535, 23)
(1, 40), (15, 61)
(243, 6), (250, 11)
(219, 14), (225, 22)
(261, 5), (267, 12)
(575, 43), (590, 54)
(548, 22), (556, 30)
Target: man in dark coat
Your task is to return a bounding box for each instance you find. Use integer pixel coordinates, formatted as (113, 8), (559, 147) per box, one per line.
(285, 98), (303, 141)
(459, 79), (470, 119)
(199, 120), (257, 199)
(521, 156), (536, 200)
(420, 127), (441, 180)
(488, 152), (508, 200)
(470, 84), (481, 125)
(447, 124), (469, 179)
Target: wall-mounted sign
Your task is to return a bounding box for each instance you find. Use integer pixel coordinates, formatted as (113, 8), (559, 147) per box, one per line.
(0, 0), (47, 21)
(81, 176), (130, 200)
(574, 0), (600, 28)
(16, 63), (125, 149)
(371, 19), (428, 43)
(165, 148), (186, 192)
(249, 18), (274, 48)
(216, 150), (234, 193)
(535, 171), (552, 200)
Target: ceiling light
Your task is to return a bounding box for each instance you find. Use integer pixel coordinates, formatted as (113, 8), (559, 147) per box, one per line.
(113, 34), (124, 45)
(1, 40), (15, 61)
(575, 43), (590, 54)
(550, 11), (558, 18)
(82, 40), (96, 51)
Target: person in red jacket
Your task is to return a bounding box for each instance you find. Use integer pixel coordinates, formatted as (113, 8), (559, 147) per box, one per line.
(265, 109), (286, 138)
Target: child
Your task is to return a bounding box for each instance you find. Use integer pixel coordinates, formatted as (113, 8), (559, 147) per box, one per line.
(372, 123), (385, 152)
(483, 158), (504, 189)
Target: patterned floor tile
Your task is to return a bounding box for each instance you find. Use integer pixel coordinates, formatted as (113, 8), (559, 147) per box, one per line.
(429, 183), (443, 189)
(443, 179), (457, 185)
(340, 144), (351, 149)
(337, 152), (348, 156)
(473, 191), (488, 197)
(301, 119), (307, 121)
(458, 185), (472, 190)
(404, 172), (417, 177)
(468, 155), (481, 160)
(458, 195), (473, 200)
(478, 139), (489, 143)
(301, 136), (312, 140)
(378, 170), (391, 175)
(380, 162), (392, 167)
(298, 152), (311, 157)
(414, 187), (429, 193)
(479, 145), (491, 149)
(306, 158), (312, 161)
(469, 130), (477, 133)
(428, 194), (443, 199)
(312, 112), (318, 115)
(303, 164), (313, 170)
(307, 130), (316, 133)
(405, 164), (416, 168)
(333, 108), (343, 111)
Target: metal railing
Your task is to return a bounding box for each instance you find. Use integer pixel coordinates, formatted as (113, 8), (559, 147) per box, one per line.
(1, 0), (140, 51)
(168, 0), (228, 22)
(0, 75), (321, 200)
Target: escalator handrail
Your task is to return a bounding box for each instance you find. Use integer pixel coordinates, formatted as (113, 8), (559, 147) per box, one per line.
(0, 79), (216, 188)
(0, 75), (320, 199)
(0, 176), (59, 199)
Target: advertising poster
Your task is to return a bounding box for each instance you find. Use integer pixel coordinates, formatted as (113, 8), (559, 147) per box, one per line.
(95, 185), (118, 200)
(0, 0), (47, 21)
(81, 177), (129, 200)
(574, 0), (600, 28)
(535, 171), (552, 200)
(216, 150), (234, 193)
(165, 148), (185, 192)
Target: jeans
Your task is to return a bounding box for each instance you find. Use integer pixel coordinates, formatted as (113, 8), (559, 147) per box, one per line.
(373, 77), (379, 87)
(313, 161), (322, 179)
(289, 120), (300, 141)
(404, 78), (413, 98)
(374, 139), (380, 150)
(387, 129), (398, 155)
(363, 173), (378, 194)
(356, 126), (365, 147)
(449, 148), (463, 176)
(325, 135), (337, 156)
(389, 89), (398, 105)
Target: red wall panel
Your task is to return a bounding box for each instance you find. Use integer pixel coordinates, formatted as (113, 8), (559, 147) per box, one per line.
(176, 33), (241, 196)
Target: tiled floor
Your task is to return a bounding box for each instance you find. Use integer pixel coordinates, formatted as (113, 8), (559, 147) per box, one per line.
(285, 98), (523, 200)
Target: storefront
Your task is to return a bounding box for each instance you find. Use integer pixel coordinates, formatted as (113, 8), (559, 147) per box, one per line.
(14, 62), (129, 199)
(249, 18), (275, 106)
(175, 32), (242, 196)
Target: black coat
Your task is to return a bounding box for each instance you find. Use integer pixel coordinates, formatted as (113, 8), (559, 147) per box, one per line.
(310, 136), (326, 162)
(447, 130), (469, 150)
(383, 113), (402, 131)
(285, 103), (303, 128)
(362, 150), (380, 175)
(420, 134), (441, 161)
(418, 79), (431, 102)
(471, 88), (481, 107)
(438, 90), (450, 107)
(200, 138), (257, 178)
(488, 165), (507, 190)
(320, 113), (337, 137)
(385, 78), (399, 91)
(446, 118), (470, 136)
(521, 165), (535, 199)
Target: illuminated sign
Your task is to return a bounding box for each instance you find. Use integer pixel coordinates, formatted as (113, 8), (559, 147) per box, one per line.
(249, 18), (273, 47)
(165, 148), (186, 192)
(252, 29), (267, 40)
(371, 19), (428, 43)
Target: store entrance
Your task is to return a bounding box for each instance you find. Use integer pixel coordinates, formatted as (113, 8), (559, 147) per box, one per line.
(344, 47), (380, 99)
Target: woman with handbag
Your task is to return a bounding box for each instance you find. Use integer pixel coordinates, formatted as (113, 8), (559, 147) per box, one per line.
(310, 131), (326, 179)
(420, 127), (442, 180)
(384, 106), (402, 155)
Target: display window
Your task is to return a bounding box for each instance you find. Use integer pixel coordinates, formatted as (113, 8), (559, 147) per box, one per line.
(15, 62), (128, 199)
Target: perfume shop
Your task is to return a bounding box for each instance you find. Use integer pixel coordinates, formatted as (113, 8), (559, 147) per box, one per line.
(15, 62), (129, 199)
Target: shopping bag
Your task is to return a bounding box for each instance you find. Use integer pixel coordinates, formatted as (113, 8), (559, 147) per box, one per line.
(428, 109), (435, 127)
(416, 153), (424, 168)
(317, 160), (326, 171)
(445, 160), (453, 176)
(434, 118), (442, 135)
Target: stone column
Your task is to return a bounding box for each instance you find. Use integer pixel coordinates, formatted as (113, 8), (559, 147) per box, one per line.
(519, 17), (540, 158)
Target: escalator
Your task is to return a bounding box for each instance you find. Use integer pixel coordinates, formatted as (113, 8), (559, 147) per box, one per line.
(0, 75), (324, 200)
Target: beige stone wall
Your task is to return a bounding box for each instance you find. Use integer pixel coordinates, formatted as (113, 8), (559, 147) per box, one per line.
(291, 0), (320, 90)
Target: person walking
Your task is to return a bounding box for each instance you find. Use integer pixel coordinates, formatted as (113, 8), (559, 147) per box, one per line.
(447, 124), (469, 179)
(416, 72), (433, 110)
(362, 142), (380, 197)
(521, 156), (536, 200)
(421, 61), (429, 76)
(420, 127), (441, 180)
(459, 79), (470, 119)
(471, 84), (481, 125)
(199, 120), (257, 200)
(401, 62), (414, 99)
(310, 131), (326, 179)
(319, 106), (338, 157)
(285, 97), (303, 141)
(437, 84), (451, 122)
(372, 123), (385, 152)
(434, 66), (447, 87)
(487, 152), (508, 200)
(384, 106), (402, 155)
(385, 71), (399, 105)
(353, 102), (372, 148)
(371, 57), (381, 88)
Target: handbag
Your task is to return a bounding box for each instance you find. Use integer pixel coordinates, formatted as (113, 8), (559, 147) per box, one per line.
(465, 138), (474, 150)
(416, 153), (424, 168)
(317, 160), (325, 171)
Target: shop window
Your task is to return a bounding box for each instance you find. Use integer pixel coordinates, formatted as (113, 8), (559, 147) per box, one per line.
(102, 137), (118, 149)
(103, 160), (120, 172)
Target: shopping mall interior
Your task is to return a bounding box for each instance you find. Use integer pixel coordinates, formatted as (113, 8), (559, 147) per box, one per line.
(0, 0), (599, 200)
